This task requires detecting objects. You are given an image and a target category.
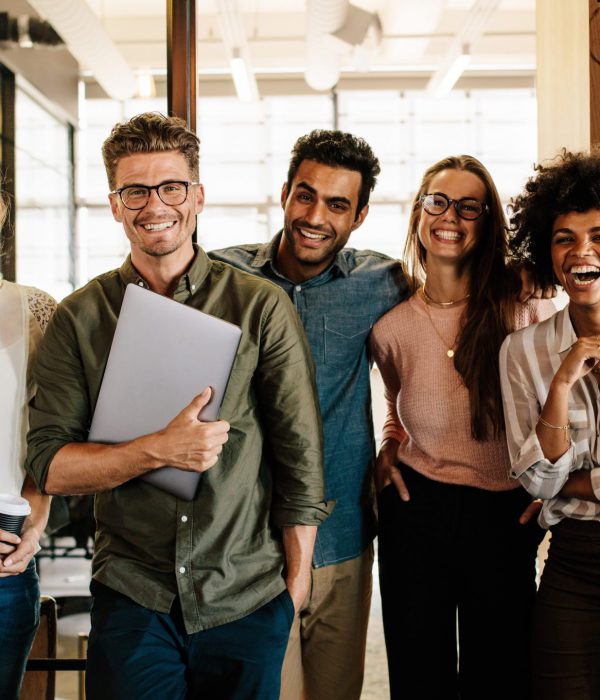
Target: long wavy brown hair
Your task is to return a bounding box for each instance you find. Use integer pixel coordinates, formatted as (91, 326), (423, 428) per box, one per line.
(404, 155), (519, 441)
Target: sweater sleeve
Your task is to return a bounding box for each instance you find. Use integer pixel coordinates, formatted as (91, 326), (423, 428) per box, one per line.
(369, 313), (407, 445)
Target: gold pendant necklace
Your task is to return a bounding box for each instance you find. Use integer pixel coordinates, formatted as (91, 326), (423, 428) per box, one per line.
(420, 288), (458, 358)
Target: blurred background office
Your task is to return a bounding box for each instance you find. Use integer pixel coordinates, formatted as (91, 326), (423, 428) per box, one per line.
(0, 1), (594, 698)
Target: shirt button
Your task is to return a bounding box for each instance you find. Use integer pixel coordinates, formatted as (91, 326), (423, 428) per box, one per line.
(191, 284), (196, 291)
(179, 566), (186, 574)
(295, 285), (302, 292)
(181, 515), (188, 523)
(511, 471), (517, 477)
(137, 281), (144, 287)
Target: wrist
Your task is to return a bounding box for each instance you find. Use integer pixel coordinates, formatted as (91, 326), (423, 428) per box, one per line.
(549, 373), (575, 393)
(132, 433), (165, 471)
(380, 439), (399, 459)
(547, 379), (573, 403)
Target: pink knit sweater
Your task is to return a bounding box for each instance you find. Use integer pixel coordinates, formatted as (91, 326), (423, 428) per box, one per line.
(370, 292), (555, 491)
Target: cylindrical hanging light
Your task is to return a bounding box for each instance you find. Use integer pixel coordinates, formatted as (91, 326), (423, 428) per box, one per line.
(27, 0), (136, 101)
(305, 0), (348, 91)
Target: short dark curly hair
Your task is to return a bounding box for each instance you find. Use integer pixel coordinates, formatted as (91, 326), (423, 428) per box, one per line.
(285, 129), (380, 218)
(509, 149), (600, 287)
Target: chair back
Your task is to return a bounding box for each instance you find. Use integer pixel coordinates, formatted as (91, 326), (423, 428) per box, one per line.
(20, 595), (57, 700)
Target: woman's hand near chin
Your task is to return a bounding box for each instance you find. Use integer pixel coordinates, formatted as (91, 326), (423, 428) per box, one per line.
(552, 336), (600, 388)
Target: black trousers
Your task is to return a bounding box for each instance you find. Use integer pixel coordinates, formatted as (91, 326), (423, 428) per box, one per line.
(378, 464), (543, 700)
(533, 518), (600, 700)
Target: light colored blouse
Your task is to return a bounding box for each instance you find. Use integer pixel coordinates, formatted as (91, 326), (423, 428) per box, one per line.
(370, 292), (555, 491)
(500, 305), (600, 528)
(0, 281), (55, 496)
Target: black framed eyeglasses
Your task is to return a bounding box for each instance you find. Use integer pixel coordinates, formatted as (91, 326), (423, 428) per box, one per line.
(419, 192), (488, 221)
(110, 180), (199, 210)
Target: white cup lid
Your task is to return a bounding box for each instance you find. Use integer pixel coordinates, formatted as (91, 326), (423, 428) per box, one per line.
(0, 493), (31, 516)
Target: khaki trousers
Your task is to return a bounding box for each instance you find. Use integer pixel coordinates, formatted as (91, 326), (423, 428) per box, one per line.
(280, 545), (373, 700)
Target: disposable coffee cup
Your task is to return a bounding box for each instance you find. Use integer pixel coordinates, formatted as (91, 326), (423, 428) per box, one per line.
(0, 493), (31, 537)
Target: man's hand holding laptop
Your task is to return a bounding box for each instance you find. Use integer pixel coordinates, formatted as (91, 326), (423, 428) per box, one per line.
(152, 386), (230, 473)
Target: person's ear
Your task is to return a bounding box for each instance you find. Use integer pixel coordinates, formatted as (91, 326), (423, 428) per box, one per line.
(351, 204), (369, 231)
(194, 184), (205, 215)
(109, 194), (122, 223)
(280, 182), (289, 210)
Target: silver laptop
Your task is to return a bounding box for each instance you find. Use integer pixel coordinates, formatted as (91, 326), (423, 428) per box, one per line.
(88, 283), (242, 500)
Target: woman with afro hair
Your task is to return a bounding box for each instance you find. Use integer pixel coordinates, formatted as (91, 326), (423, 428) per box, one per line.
(501, 149), (600, 699)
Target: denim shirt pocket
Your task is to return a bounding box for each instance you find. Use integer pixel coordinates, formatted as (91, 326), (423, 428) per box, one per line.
(324, 314), (373, 368)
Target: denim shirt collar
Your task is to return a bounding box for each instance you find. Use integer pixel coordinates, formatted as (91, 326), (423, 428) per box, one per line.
(251, 232), (350, 281)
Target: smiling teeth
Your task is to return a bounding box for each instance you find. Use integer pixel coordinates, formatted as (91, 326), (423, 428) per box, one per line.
(299, 229), (327, 240)
(143, 222), (174, 231)
(569, 265), (600, 285)
(435, 230), (462, 241)
(570, 265), (599, 273)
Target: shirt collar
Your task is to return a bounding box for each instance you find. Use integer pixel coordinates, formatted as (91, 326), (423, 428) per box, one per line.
(118, 244), (211, 298)
(251, 231), (350, 279)
(556, 304), (578, 354)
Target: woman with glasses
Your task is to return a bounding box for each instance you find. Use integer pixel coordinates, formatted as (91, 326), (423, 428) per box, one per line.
(501, 151), (600, 699)
(369, 155), (554, 699)
(0, 194), (54, 699)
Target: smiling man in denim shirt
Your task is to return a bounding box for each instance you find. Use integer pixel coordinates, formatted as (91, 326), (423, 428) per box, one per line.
(210, 130), (408, 700)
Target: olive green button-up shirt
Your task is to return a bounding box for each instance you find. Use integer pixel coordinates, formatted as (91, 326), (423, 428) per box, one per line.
(26, 247), (329, 633)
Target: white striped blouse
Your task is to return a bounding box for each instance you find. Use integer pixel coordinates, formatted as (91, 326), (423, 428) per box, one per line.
(500, 305), (600, 528)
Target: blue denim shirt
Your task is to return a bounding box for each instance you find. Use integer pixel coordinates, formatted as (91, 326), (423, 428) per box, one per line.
(210, 234), (407, 567)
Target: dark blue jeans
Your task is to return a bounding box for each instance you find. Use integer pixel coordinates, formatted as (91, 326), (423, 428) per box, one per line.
(86, 581), (295, 700)
(0, 560), (40, 700)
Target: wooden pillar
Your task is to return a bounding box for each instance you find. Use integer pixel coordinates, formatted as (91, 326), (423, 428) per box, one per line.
(166, 0), (196, 132)
(0, 64), (15, 281)
(590, 0), (600, 147)
(536, 0), (590, 161)
(166, 0), (197, 242)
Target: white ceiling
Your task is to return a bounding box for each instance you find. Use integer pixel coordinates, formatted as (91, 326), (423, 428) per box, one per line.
(82, 0), (536, 78)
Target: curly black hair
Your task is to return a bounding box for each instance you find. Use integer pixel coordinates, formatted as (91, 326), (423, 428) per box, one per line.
(509, 149), (600, 287)
(285, 129), (380, 217)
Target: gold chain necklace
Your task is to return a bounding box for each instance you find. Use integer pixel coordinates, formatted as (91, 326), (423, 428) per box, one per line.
(419, 287), (459, 358)
(422, 281), (470, 307)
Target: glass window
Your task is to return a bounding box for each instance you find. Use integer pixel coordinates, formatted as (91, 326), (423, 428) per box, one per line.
(15, 88), (72, 300)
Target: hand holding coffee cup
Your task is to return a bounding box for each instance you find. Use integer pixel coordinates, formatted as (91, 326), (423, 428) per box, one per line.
(0, 493), (31, 545)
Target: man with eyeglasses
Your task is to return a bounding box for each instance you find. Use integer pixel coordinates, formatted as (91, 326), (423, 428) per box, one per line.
(25, 112), (329, 700)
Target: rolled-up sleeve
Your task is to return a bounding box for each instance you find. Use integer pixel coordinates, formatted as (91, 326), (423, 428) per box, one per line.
(26, 303), (91, 493)
(255, 288), (331, 527)
(499, 333), (575, 499)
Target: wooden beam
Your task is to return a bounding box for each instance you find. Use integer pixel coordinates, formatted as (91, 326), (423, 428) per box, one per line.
(0, 64), (15, 281)
(166, 0), (196, 132)
(536, 0), (590, 160)
(590, 0), (600, 148)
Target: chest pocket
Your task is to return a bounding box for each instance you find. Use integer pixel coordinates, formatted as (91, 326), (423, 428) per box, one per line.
(219, 342), (259, 419)
(568, 407), (590, 432)
(324, 314), (373, 369)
